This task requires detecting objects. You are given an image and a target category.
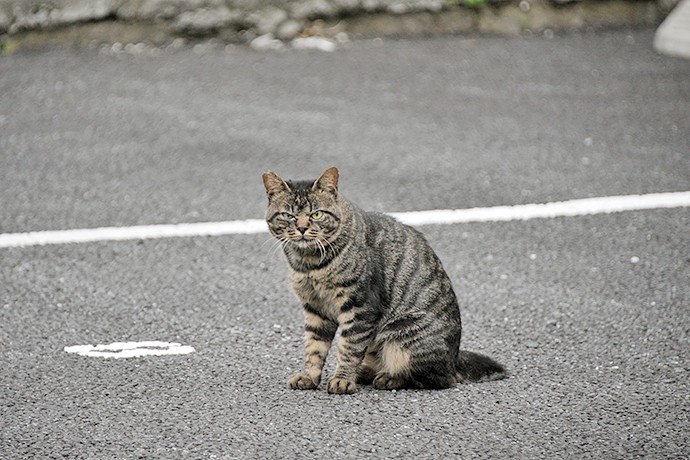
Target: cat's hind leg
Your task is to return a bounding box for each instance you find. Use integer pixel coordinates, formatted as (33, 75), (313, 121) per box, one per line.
(373, 340), (457, 390)
(372, 342), (414, 390)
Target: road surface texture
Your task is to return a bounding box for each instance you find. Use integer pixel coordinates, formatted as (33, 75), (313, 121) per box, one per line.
(1, 28), (689, 458)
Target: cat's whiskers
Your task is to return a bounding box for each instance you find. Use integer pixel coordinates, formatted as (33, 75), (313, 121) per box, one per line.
(262, 236), (277, 253)
(267, 235), (289, 257)
(322, 235), (336, 256)
(262, 233), (289, 257)
(314, 238), (327, 264)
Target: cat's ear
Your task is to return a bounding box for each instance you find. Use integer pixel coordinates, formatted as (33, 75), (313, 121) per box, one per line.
(262, 171), (291, 199)
(312, 167), (339, 195)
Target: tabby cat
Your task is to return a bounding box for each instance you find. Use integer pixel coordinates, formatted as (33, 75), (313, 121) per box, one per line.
(263, 167), (506, 394)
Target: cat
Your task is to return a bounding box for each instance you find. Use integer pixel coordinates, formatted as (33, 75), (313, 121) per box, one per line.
(263, 167), (506, 394)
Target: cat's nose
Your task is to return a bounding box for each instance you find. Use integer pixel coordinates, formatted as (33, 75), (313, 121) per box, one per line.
(296, 226), (308, 235)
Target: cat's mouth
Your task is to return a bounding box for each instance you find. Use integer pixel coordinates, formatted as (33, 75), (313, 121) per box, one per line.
(290, 236), (316, 248)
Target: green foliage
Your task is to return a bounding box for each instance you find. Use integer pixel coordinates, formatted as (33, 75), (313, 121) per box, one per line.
(463, 0), (487, 7)
(446, 0), (486, 8)
(0, 39), (20, 54)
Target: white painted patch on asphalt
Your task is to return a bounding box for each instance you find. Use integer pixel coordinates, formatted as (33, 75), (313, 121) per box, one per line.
(1, 191), (689, 248)
(64, 341), (195, 358)
(654, 0), (690, 59)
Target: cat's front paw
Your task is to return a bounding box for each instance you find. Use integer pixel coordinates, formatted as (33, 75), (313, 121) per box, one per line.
(327, 377), (357, 394)
(288, 373), (319, 390)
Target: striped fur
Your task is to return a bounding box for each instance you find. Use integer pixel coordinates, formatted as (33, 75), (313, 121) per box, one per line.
(263, 167), (506, 394)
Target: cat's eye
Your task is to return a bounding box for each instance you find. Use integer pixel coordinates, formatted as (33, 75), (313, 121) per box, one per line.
(311, 210), (324, 220)
(282, 213), (296, 222)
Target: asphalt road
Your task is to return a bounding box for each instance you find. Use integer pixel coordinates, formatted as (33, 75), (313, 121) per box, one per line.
(1, 28), (689, 459)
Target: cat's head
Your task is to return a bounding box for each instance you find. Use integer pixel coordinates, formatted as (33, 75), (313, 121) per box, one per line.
(262, 167), (343, 250)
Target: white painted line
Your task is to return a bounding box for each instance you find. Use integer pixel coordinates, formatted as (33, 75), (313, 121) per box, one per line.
(64, 341), (195, 358)
(389, 191), (690, 226)
(1, 191), (689, 248)
(0, 219), (267, 248)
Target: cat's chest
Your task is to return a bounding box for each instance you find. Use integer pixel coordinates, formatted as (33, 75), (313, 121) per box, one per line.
(290, 271), (346, 320)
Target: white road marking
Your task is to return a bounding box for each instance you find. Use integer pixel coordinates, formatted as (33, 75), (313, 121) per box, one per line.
(0, 219), (267, 248)
(389, 191), (690, 226)
(64, 341), (195, 358)
(1, 191), (689, 248)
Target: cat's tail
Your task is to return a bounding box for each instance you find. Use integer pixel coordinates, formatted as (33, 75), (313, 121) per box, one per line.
(455, 350), (507, 383)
